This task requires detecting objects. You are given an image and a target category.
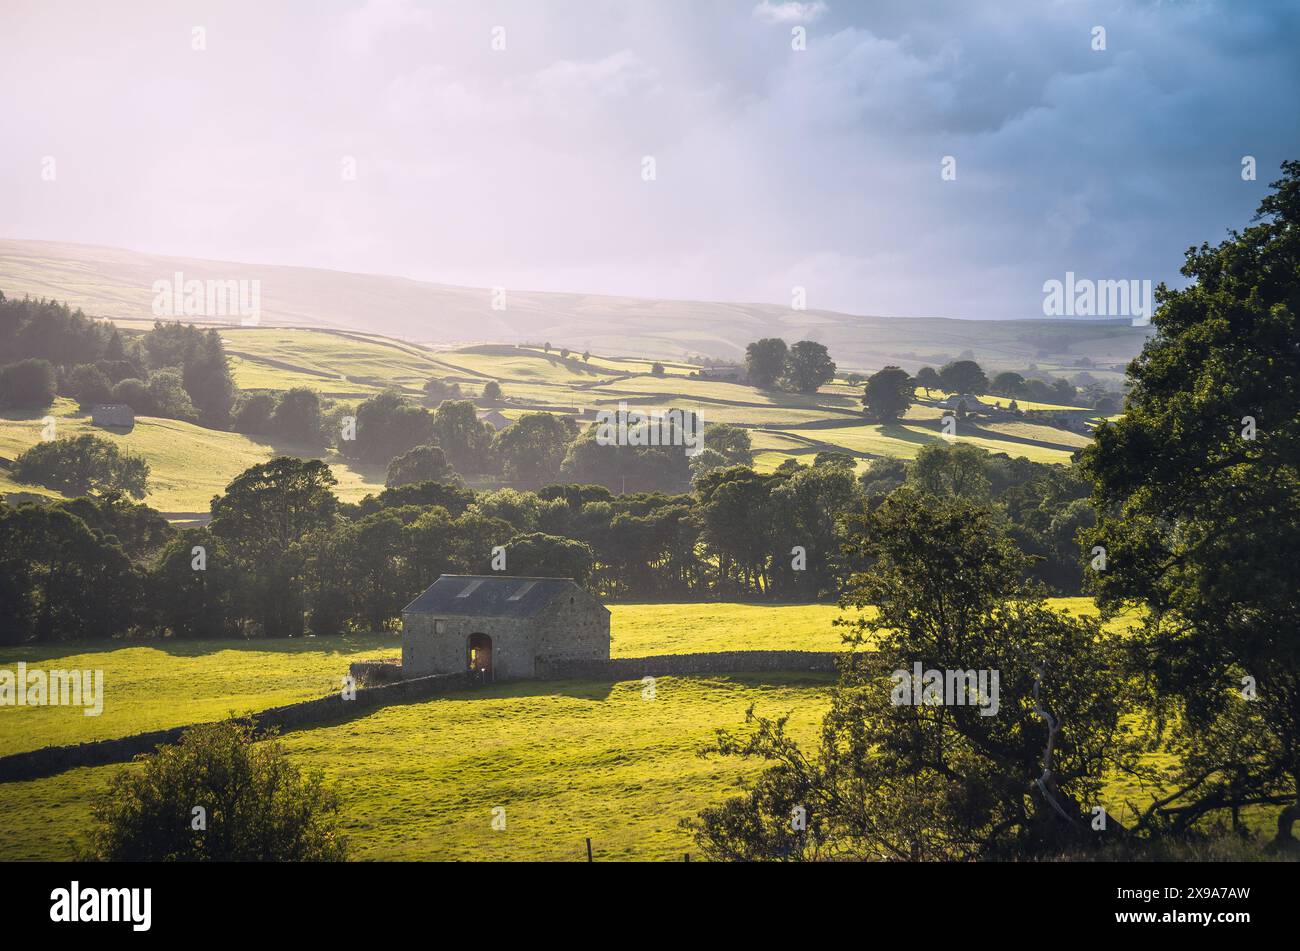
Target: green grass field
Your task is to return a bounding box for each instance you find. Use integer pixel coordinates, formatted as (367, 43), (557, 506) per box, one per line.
(0, 596), (1178, 862)
(0, 325), (1111, 516)
(0, 672), (836, 861)
(0, 599), (1124, 758)
(0, 398), (389, 515)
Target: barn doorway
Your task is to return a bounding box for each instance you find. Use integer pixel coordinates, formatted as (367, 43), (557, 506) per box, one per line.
(467, 633), (493, 682)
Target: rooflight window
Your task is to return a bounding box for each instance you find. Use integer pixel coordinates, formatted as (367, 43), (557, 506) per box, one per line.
(457, 579), (484, 598)
(508, 581), (537, 601)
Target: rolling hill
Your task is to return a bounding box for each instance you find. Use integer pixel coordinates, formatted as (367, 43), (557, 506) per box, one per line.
(0, 238), (1151, 373)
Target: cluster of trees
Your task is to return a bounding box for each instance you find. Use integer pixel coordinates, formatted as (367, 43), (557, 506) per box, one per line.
(744, 338), (837, 393)
(11, 434), (150, 498)
(689, 161), (1300, 859)
(0, 294), (235, 424)
(0, 437), (1092, 644)
(863, 357), (1123, 421)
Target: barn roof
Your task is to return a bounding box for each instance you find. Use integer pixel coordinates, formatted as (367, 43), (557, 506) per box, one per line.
(401, 575), (600, 618)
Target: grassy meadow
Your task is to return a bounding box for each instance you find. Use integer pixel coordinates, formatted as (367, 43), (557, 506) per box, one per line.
(0, 321), (1112, 516)
(0, 397), (389, 515)
(0, 597), (1161, 862)
(0, 598), (1125, 758)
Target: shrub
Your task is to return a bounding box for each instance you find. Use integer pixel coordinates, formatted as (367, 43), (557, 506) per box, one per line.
(85, 719), (347, 861)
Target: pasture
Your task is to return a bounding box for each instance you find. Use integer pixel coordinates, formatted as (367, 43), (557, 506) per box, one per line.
(0, 325), (1111, 517)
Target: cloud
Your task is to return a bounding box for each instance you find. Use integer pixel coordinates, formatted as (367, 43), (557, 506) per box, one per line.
(1, 0), (1297, 324)
(752, 2), (828, 25)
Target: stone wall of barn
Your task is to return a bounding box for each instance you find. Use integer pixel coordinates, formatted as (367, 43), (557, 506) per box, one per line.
(529, 591), (610, 667)
(401, 594), (610, 680)
(402, 613), (538, 679)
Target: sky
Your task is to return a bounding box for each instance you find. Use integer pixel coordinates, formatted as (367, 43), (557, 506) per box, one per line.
(2, 0), (1298, 319)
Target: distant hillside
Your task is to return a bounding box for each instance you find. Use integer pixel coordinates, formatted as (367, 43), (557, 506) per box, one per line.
(0, 239), (1151, 373)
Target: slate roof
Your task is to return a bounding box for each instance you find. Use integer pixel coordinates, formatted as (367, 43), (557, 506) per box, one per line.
(402, 575), (600, 618)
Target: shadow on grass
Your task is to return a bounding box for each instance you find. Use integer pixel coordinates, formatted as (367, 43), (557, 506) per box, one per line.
(0, 631), (401, 664)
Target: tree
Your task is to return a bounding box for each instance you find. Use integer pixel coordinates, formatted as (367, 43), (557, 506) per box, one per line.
(700, 423), (753, 467)
(209, 458), (338, 637)
(915, 366), (941, 396)
(231, 391), (278, 435)
(858, 456), (909, 500)
(86, 719), (346, 861)
(270, 387), (325, 445)
(582, 351), (591, 363)
(66, 364), (113, 408)
(422, 377), (462, 406)
(1080, 160), (1300, 848)
(149, 530), (241, 638)
(0, 503), (138, 644)
(345, 390), (436, 465)
(498, 532), (595, 585)
(386, 444), (457, 488)
(745, 338), (788, 389)
(938, 359), (989, 395)
(110, 377), (151, 412)
(909, 442), (990, 500)
(0, 358), (56, 408)
(651, 362), (666, 377)
(482, 380), (503, 402)
(991, 371), (1027, 398)
(431, 399), (494, 475)
(782, 340), (836, 393)
(862, 366), (914, 422)
(12, 434), (149, 498)
(689, 490), (1132, 860)
(147, 368), (199, 422)
(182, 329), (235, 426)
(492, 412), (578, 489)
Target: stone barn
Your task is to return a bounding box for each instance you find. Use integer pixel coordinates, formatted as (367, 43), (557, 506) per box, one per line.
(401, 575), (610, 681)
(92, 403), (135, 428)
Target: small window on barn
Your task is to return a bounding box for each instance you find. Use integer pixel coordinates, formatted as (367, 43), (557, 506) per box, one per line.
(508, 581), (536, 601)
(457, 579), (484, 598)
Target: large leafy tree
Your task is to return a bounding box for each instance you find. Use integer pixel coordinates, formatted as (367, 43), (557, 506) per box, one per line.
(344, 390), (436, 465)
(492, 412), (579, 488)
(1080, 161), (1300, 847)
(862, 366), (914, 422)
(385, 443), (457, 488)
(938, 359), (989, 395)
(782, 340), (836, 394)
(209, 458), (338, 637)
(431, 399), (494, 475)
(690, 490), (1133, 860)
(745, 338), (788, 389)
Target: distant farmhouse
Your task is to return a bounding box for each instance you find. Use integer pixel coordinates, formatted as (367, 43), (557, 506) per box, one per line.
(936, 394), (990, 412)
(91, 403), (134, 428)
(401, 575), (610, 681)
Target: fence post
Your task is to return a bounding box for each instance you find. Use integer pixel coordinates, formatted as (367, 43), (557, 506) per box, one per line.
(586, 837), (593, 862)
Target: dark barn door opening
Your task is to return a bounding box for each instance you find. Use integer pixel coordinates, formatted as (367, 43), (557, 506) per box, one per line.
(467, 633), (493, 681)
